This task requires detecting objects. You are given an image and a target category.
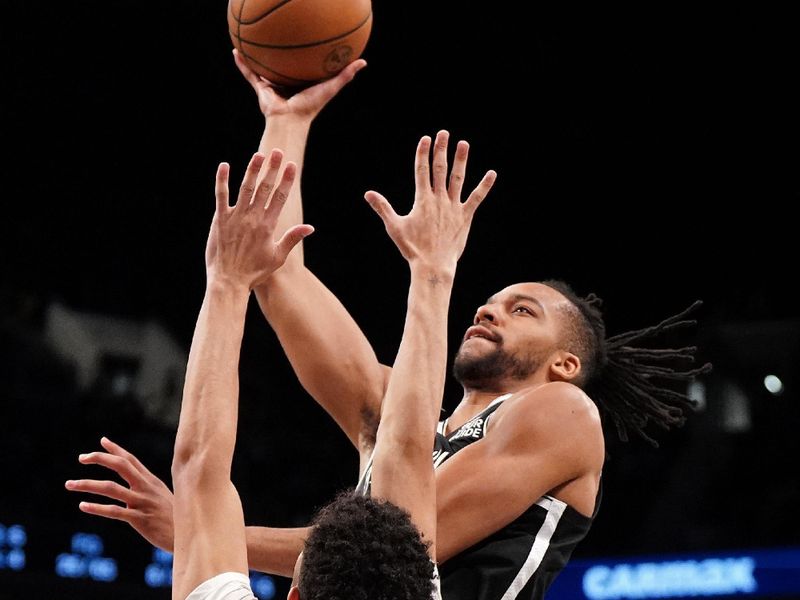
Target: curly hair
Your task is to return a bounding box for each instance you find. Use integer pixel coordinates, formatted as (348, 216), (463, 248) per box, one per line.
(298, 491), (435, 600)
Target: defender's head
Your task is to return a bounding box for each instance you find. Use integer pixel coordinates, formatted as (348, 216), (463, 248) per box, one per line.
(289, 492), (435, 600)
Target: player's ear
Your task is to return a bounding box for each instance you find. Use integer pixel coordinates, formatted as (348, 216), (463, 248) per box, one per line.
(549, 351), (581, 382)
(288, 585), (301, 600)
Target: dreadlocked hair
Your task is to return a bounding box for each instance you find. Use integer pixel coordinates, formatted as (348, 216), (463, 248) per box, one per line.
(541, 280), (712, 447)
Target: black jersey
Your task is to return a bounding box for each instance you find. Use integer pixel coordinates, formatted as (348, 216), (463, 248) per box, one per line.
(355, 394), (601, 600)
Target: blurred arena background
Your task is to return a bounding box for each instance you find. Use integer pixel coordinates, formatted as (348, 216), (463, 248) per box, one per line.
(1, 2), (797, 599)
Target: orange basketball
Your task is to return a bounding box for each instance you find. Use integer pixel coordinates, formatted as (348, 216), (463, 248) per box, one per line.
(228, 0), (372, 88)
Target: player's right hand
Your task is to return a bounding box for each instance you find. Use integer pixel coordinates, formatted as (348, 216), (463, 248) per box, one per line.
(233, 48), (366, 121)
(65, 437), (175, 553)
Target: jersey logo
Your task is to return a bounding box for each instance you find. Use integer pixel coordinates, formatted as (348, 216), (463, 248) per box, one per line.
(448, 416), (486, 442)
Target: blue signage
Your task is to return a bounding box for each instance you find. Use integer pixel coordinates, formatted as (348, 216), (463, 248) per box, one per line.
(548, 547), (800, 599)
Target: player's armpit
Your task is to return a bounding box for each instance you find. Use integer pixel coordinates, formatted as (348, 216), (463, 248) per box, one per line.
(434, 383), (604, 564)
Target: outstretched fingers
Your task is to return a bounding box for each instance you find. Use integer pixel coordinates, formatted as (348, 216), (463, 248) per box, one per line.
(364, 190), (399, 226)
(259, 160), (313, 259)
(65, 478), (137, 505)
(232, 48), (266, 89)
(65, 438), (147, 524)
(77, 501), (137, 523)
(275, 224), (315, 260)
(431, 130), (450, 193)
(261, 159), (295, 223)
(448, 140), (470, 200)
(100, 437), (156, 480)
(464, 170), (498, 215)
(414, 136), (433, 192)
(215, 162), (230, 215)
(76, 449), (143, 486)
(233, 152), (266, 212)
(252, 149), (285, 211)
(313, 58), (367, 99)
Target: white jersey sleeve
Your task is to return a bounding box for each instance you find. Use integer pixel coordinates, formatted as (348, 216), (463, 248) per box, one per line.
(184, 571), (257, 600)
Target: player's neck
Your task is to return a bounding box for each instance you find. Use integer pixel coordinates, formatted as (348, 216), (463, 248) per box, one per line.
(457, 389), (507, 409)
(459, 370), (549, 406)
(448, 380), (541, 434)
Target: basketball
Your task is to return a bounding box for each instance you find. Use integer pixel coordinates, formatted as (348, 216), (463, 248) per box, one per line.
(228, 0), (372, 88)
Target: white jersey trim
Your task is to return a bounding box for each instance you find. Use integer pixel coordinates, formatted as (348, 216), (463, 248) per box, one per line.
(482, 393), (513, 431)
(432, 562), (442, 600)
(499, 495), (567, 600)
(184, 571), (256, 600)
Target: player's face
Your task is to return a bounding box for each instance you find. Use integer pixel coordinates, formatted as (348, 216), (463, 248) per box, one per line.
(453, 282), (573, 388)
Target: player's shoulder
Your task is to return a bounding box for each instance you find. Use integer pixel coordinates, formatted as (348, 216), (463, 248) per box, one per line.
(496, 382), (601, 434)
(489, 383), (604, 467)
(514, 381), (597, 415)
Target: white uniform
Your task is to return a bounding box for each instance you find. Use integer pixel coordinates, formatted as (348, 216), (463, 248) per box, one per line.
(185, 572), (257, 600)
(186, 569), (439, 599)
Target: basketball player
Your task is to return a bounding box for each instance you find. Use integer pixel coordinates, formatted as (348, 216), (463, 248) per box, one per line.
(161, 124), (495, 599)
(67, 54), (708, 599)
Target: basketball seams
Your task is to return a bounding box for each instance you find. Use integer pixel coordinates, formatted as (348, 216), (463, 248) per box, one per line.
(236, 47), (319, 85)
(226, 0), (371, 86)
(232, 0), (246, 55)
(232, 10), (372, 50)
(231, 0), (296, 26)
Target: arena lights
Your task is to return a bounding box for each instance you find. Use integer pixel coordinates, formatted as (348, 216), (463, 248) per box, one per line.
(687, 380), (707, 411)
(55, 532), (117, 582)
(547, 547), (800, 599)
(0, 523), (27, 572)
(250, 572), (277, 599)
(144, 547), (173, 588)
(763, 374), (784, 395)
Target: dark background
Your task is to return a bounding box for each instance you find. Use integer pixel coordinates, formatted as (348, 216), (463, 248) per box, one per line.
(1, 2), (798, 599)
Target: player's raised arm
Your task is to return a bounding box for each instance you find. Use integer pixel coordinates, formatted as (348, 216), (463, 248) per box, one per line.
(170, 150), (311, 600)
(234, 51), (388, 457)
(366, 130), (496, 556)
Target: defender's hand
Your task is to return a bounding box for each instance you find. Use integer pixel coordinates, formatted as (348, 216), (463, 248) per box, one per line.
(205, 149), (313, 290)
(364, 130), (497, 271)
(65, 437), (176, 552)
